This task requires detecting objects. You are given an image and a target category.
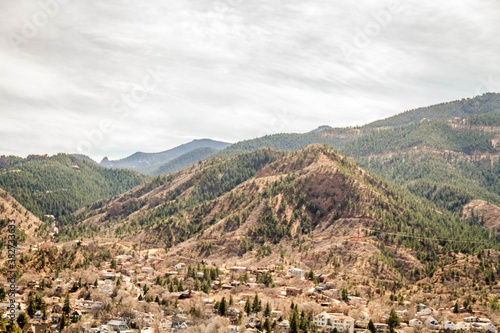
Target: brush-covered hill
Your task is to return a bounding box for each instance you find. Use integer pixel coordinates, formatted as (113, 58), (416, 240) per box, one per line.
(0, 154), (146, 222)
(0, 187), (43, 245)
(63, 145), (498, 281)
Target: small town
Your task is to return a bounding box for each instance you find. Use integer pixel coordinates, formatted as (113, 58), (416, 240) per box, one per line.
(1, 241), (498, 333)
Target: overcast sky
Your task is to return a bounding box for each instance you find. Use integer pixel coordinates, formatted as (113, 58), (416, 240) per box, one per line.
(1, 0), (499, 161)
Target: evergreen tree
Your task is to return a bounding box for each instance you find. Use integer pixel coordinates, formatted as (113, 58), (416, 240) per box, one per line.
(59, 314), (67, 330)
(264, 302), (271, 317)
(387, 309), (400, 333)
(0, 287), (7, 301)
(263, 318), (272, 333)
(244, 298), (252, 315)
(16, 313), (28, 328)
(368, 319), (376, 333)
(290, 307), (299, 333)
(252, 294), (262, 313)
(63, 293), (71, 316)
(219, 297), (228, 317)
(341, 288), (349, 302)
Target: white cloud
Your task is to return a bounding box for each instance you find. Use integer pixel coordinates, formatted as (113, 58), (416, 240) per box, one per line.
(0, 0), (499, 161)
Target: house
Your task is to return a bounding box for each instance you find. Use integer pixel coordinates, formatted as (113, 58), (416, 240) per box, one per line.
(395, 310), (409, 320)
(455, 322), (470, 331)
(51, 304), (62, 314)
(285, 287), (303, 297)
(481, 323), (496, 333)
(271, 311), (282, 319)
(316, 285), (328, 292)
(71, 310), (82, 323)
(22, 323), (52, 333)
(355, 312), (370, 328)
(424, 318), (440, 330)
(231, 267), (247, 274)
(416, 307), (432, 316)
(313, 312), (355, 333)
(106, 320), (128, 332)
(51, 314), (61, 324)
(171, 315), (190, 329)
(286, 268), (304, 278)
(409, 319), (423, 329)
(415, 304), (428, 312)
(228, 308), (240, 320)
(374, 323), (388, 333)
(33, 310), (43, 322)
(159, 318), (171, 332)
(444, 321), (456, 331)
(174, 263), (186, 270)
(229, 326), (240, 333)
(246, 316), (261, 329)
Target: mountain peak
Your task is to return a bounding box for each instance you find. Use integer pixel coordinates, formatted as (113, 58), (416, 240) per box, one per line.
(309, 125), (333, 133)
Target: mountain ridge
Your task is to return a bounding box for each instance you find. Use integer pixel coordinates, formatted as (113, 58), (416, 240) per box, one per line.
(100, 138), (231, 174)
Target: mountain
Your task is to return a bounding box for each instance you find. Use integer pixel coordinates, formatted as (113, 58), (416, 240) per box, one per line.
(100, 139), (231, 174)
(218, 129), (361, 157)
(63, 145), (497, 281)
(151, 147), (219, 176)
(364, 92), (500, 129)
(0, 154), (146, 222)
(71, 154), (97, 164)
(218, 94), (500, 157)
(208, 94), (500, 216)
(341, 114), (500, 214)
(309, 125), (334, 133)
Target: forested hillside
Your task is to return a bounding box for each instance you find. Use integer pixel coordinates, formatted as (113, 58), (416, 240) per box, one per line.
(151, 147), (219, 176)
(218, 129), (360, 157)
(340, 117), (500, 214)
(364, 92), (500, 129)
(0, 154), (146, 220)
(342, 121), (494, 156)
(63, 145), (498, 280)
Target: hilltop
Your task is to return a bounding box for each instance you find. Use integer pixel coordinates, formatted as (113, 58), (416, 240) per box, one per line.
(63, 145), (496, 283)
(100, 139), (231, 174)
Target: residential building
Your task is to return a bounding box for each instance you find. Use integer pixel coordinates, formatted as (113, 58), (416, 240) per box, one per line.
(313, 312), (354, 333)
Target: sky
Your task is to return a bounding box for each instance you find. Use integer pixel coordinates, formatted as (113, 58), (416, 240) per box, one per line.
(1, 0), (499, 162)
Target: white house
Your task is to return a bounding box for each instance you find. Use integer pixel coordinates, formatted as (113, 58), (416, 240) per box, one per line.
(416, 308), (432, 316)
(107, 320), (128, 332)
(278, 320), (290, 329)
(444, 321), (456, 331)
(482, 323), (496, 333)
(229, 326), (240, 333)
(174, 263), (186, 270)
(425, 318), (440, 330)
(313, 312), (355, 333)
(286, 268), (304, 278)
(141, 267), (154, 276)
(409, 319), (423, 329)
(456, 322), (471, 331)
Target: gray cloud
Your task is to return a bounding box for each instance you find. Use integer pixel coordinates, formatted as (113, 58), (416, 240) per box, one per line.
(0, 0), (499, 161)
